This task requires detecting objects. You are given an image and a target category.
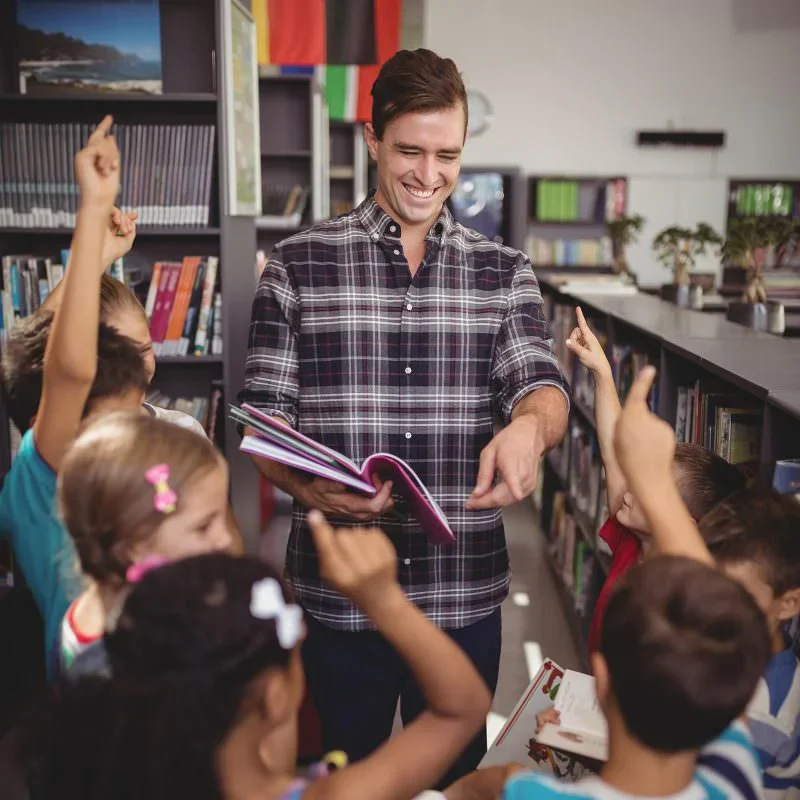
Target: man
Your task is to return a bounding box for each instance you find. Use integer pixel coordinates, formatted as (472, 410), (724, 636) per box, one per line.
(240, 48), (569, 784)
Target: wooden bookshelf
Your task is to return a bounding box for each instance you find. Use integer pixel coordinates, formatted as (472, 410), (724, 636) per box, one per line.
(328, 120), (368, 218)
(0, 0), (261, 731)
(526, 175), (627, 272)
(537, 277), (800, 661)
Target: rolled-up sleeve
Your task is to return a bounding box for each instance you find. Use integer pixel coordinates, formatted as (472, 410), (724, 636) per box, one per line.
(238, 250), (300, 427)
(491, 255), (570, 423)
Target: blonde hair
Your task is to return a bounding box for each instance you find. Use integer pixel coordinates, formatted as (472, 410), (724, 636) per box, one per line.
(59, 411), (224, 586)
(100, 274), (146, 323)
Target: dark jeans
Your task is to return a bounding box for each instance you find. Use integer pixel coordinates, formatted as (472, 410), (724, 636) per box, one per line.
(302, 607), (502, 788)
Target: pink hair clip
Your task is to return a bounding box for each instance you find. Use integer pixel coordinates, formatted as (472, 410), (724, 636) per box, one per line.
(145, 463), (177, 514)
(126, 555), (168, 584)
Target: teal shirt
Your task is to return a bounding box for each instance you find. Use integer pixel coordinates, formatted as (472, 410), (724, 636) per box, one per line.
(0, 430), (82, 677)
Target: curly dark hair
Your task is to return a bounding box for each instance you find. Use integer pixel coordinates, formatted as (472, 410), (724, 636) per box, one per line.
(24, 554), (296, 800)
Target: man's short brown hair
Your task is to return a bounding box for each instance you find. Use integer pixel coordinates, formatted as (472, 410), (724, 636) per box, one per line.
(370, 48), (467, 140)
(602, 555), (770, 752)
(699, 488), (800, 595)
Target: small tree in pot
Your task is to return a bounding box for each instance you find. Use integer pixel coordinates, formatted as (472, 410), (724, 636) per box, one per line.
(653, 223), (723, 305)
(606, 213), (645, 282)
(723, 216), (800, 331)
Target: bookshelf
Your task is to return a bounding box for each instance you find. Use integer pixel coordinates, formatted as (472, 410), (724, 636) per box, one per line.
(536, 277), (800, 661)
(328, 120), (368, 217)
(526, 175), (627, 274)
(0, 0), (263, 729)
(256, 73), (327, 251)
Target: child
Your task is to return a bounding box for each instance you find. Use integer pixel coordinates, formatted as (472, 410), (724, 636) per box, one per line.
(57, 410), (234, 672)
(29, 517), (491, 800)
(500, 367), (771, 799)
(565, 307), (745, 652)
(700, 488), (800, 799)
(0, 118), (151, 673)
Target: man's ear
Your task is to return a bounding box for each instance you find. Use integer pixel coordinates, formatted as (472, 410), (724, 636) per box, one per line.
(364, 123), (379, 161)
(775, 588), (800, 622)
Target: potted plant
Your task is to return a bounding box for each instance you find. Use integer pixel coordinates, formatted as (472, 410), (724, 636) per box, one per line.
(606, 213), (645, 283)
(652, 223), (723, 307)
(722, 216), (800, 332)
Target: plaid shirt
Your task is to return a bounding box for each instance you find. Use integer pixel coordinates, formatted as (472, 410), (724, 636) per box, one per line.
(241, 196), (568, 631)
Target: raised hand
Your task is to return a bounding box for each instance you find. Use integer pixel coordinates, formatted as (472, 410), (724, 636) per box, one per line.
(308, 510), (400, 613)
(565, 307), (612, 379)
(102, 207), (138, 267)
(74, 115), (120, 209)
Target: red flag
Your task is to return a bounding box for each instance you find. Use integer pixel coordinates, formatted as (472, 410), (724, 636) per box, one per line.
(266, 0), (325, 66)
(356, 0), (402, 123)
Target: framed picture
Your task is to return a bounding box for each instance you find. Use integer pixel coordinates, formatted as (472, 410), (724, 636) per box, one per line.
(220, 0), (261, 216)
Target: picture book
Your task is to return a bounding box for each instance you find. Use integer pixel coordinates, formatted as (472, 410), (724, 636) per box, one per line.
(481, 659), (599, 781)
(229, 403), (456, 546)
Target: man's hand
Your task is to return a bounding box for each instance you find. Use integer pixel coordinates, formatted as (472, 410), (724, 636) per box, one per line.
(613, 366), (675, 497)
(467, 415), (544, 510)
(308, 510), (402, 613)
(565, 306), (612, 380)
(294, 475), (395, 522)
(74, 115), (120, 210)
(102, 207), (138, 267)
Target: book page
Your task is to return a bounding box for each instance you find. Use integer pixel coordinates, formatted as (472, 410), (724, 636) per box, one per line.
(554, 670), (608, 739)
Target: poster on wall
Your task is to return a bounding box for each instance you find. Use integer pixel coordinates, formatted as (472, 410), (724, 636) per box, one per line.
(221, 0), (261, 216)
(15, 0), (163, 95)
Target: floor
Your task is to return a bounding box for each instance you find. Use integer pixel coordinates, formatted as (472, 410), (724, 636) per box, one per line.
(260, 490), (583, 747)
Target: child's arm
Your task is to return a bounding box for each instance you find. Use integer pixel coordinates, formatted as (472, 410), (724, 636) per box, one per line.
(40, 207), (137, 314)
(305, 512), (492, 800)
(565, 307), (626, 514)
(613, 367), (713, 565)
(34, 116), (121, 470)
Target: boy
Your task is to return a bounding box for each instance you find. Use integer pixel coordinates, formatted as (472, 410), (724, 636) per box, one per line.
(700, 489), (800, 799)
(501, 367), (771, 799)
(565, 307), (745, 652)
(0, 118), (148, 675)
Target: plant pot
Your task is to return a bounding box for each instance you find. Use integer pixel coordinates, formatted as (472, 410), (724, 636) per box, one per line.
(768, 301), (786, 335)
(660, 283), (690, 308)
(726, 301), (767, 332)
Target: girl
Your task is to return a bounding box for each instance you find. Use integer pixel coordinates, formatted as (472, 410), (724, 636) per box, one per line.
(57, 410), (233, 672)
(32, 517), (491, 799)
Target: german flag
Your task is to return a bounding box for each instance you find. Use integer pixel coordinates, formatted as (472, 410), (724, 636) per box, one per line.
(254, 0), (401, 122)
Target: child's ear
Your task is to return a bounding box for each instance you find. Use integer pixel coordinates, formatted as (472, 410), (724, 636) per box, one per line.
(591, 652), (610, 708)
(775, 588), (800, 622)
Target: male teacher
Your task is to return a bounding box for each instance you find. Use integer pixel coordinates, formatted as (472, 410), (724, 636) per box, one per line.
(240, 48), (569, 784)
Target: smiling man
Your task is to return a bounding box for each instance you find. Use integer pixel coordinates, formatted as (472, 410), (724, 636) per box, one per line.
(240, 49), (569, 784)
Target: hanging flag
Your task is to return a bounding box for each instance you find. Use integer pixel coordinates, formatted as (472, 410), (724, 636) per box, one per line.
(256, 0), (326, 66)
(355, 0), (401, 122)
(326, 0), (376, 65)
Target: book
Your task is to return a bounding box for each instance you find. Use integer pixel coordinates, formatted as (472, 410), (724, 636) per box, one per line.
(16, 0), (163, 96)
(229, 403), (456, 547)
(481, 659), (594, 780)
(537, 670), (608, 762)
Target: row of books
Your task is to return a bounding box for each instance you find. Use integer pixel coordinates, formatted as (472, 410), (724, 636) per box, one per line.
(730, 183), (797, 218)
(568, 420), (602, 524)
(0, 254), (65, 346)
(675, 382), (761, 474)
(611, 344), (659, 411)
(531, 179), (626, 223)
(527, 236), (613, 268)
(549, 491), (599, 617)
(0, 122), (216, 229)
(144, 256), (222, 357)
(146, 380), (225, 449)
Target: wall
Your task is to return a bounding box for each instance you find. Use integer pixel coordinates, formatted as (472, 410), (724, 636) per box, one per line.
(424, 0), (800, 285)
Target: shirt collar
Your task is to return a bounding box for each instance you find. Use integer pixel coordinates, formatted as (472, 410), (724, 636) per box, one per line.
(355, 192), (454, 243)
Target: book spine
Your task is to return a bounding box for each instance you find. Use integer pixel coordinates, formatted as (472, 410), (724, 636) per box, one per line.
(179, 257), (207, 355)
(193, 255), (218, 355)
(211, 291), (223, 355)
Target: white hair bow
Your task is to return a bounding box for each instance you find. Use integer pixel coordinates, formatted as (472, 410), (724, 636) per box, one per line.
(250, 578), (304, 650)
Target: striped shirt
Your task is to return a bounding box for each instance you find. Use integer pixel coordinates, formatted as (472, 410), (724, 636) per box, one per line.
(241, 196), (568, 631)
(748, 644), (800, 799)
(504, 721), (763, 800)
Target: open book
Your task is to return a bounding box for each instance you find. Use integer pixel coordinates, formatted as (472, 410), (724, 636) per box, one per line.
(481, 659), (605, 779)
(230, 403), (456, 546)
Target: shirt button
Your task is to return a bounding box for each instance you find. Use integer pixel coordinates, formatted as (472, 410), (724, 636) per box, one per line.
(371, 232), (379, 241)
(405, 431), (412, 440)
(404, 366), (412, 375)
(403, 558), (411, 566)
(389, 225), (397, 234)
(393, 248), (400, 256)
(406, 303), (413, 311)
